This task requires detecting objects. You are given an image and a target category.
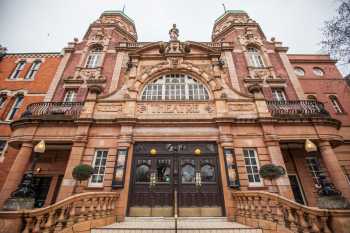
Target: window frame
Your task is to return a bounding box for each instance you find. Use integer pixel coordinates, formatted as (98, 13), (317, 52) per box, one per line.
(294, 67), (305, 76)
(306, 156), (323, 185)
(24, 60), (41, 80)
(0, 140), (7, 163)
(0, 94), (7, 108)
(272, 88), (287, 101)
(329, 95), (344, 114)
(247, 47), (265, 68)
(63, 89), (77, 103)
(243, 148), (263, 187)
(9, 61), (26, 80)
(85, 45), (103, 69)
(6, 95), (24, 121)
(313, 67), (325, 77)
(141, 74), (210, 101)
(89, 149), (109, 188)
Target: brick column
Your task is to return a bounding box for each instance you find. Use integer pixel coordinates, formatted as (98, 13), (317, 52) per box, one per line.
(0, 142), (33, 207)
(319, 141), (350, 199)
(266, 140), (294, 200)
(56, 141), (86, 201)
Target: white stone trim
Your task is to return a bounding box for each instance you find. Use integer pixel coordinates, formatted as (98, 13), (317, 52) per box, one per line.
(224, 51), (241, 91)
(278, 52), (305, 99)
(109, 52), (126, 93)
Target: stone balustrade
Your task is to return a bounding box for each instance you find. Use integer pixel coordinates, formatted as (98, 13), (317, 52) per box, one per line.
(21, 102), (84, 120)
(266, 100), (330, 118)
(0, 192), (119, 233)
(231, 191), (350, 233)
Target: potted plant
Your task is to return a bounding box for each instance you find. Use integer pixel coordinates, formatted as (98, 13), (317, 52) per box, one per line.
(72, 164), (94, 183)
(259, 163), (286, 181)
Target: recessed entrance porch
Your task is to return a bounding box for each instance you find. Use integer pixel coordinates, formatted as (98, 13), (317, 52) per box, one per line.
(128, 142), (224, 217)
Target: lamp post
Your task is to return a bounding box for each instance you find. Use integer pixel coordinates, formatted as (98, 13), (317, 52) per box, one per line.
(3, 140), (46, 210)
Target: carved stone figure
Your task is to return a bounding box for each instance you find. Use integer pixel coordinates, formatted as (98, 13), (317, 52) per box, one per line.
(169, 24), (179, 41)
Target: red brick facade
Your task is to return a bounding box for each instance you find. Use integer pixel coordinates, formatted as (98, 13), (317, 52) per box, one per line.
(0, 53), (61, 190)
(0, 10), (349, 218)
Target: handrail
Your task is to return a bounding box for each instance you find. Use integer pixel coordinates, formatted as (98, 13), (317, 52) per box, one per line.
(21, 102), (84, 119)
(266, 100), (330, 118)
(0, 192), (119, 233)
(232, 191), (350, 233)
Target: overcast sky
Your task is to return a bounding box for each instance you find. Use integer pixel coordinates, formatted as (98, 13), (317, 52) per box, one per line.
(0, 0), (347, 74)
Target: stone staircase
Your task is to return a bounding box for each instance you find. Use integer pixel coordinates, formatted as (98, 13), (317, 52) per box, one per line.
(91, 217), (263, 233)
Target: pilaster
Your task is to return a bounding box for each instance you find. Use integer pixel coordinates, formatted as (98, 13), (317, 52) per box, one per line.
(0, 142), (33, 207)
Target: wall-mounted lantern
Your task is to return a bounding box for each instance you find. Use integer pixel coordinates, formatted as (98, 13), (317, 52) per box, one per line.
(305, 139), (317, 153)
(112, 148), (128, 188)
(223, 148), (240, 188)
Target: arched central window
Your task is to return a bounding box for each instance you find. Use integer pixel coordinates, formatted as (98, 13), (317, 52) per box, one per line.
(141, 74), (209, 101)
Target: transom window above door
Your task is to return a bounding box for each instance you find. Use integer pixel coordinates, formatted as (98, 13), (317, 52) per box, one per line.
(141, 74), (209, 101)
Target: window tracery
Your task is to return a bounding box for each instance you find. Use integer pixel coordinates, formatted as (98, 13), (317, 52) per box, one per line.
(141, 74), (209, 101)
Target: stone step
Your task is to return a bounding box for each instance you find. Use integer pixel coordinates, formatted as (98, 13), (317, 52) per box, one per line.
(91, 217), (263, 233)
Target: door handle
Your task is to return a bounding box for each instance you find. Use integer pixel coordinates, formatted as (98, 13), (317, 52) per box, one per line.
(195, 172), (202, 188)
(149, 172), (156, 189)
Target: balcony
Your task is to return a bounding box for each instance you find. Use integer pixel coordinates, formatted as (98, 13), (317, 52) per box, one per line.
(21, 102), (84, 120)
(266, 100), (330, 118)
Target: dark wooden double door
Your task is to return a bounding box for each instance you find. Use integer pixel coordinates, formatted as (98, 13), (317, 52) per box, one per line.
(128, 142), (224, 217)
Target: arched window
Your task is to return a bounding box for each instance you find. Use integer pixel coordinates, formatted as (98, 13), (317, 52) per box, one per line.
(6, 94), (24, 120)
(313, 67), (324, 77)
(247, 47), (264, 68)
(307, 95), (317, 101)
(25, 60), (41, 80)
(141, 74), (209, 101)
(329, 95), (344, 114)
(85, 45), (103, 68)
(10, 61), (26, 80)
(294, 67), (305, 76)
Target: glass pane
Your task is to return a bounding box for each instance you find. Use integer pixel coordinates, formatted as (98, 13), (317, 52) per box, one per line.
(136, 164), (150, 182)
(201, 164), (215, 182)
(248, 174), (254, 182)
(181, 164), (195, 183)
(157, 160), (171, 183)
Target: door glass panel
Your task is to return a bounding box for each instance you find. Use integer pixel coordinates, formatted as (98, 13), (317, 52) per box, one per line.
(157, 159), (171, 183)
(181, 164), (195, 183)
(201, 164), (215, 182)
(136, 163), (151, 183)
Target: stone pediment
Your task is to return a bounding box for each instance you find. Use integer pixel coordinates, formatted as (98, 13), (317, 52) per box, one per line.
(129, 41), (220, 58)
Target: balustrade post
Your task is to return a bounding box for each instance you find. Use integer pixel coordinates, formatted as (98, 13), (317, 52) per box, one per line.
(310, 215), (321, 233)
(297, 210), (310, 233)
(33, 216), (42, 233)
(320, 216), (331, 233)
(43, 211), (55, 233)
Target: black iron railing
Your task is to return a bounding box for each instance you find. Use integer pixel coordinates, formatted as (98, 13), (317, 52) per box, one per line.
(266, 100), (330, 118)
(21, 102), (84, 119)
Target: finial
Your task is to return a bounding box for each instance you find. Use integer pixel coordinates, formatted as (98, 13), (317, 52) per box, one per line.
(169, 24), (179, 41)
(222, 3), (227, 13)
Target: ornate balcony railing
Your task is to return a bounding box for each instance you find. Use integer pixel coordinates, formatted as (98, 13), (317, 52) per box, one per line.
(232, 191), (350, 233)
(0, 192), (119, 233)
(21, 102), (84, 120)
(266, 100), (330, 118)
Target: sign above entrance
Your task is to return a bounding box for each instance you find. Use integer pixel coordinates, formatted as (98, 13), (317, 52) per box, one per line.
(136, 102), (216, 118)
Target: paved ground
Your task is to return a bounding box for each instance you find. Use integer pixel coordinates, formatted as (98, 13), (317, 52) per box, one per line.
(91, 217), (262, 233)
